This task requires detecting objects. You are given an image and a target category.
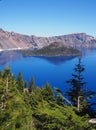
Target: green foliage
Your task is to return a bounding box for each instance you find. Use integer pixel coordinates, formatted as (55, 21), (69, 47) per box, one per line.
(54, 87), (65, 106)
(33, 101), (91, 130)
(0, 71), (2, 77)
(24, 81), (28, 88)
(29, 86), (43, 109)
(29, 77), (35, 93)
(66, 58), (95, 115)
(41, 82), (55, 102)
(0, 69), (33, 130)
(17, 72), (24, 93)
(67, 58), (86, 105)
(0, 67), (94, 130)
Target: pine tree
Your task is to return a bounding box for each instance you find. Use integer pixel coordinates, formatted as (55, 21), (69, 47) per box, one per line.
(2, 67), (14, 96)
(55, 88), (72, 106)
(24, 81), (28, 88)
(0, 69), (33, 129)
(0, 71), (2, 77)
(17, 72), (24, 93)
(0, 68), (16, 118)
(41, 82), (54, 102)
(29, 77), (35, 93)
(66, 58), (94, 113)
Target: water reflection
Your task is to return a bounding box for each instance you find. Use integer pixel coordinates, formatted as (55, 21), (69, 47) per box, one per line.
(0, 49), (96, 66)
(0, 51), (21, 65)
(33, 56), (77, 65)
(0, 51), (78, 66)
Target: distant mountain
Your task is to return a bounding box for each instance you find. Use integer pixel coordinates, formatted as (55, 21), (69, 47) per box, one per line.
(0, 28), (96, 51)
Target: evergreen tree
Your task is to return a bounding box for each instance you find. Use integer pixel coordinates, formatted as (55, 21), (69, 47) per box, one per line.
(29, 77), (35, 93)
(55, 88), (72, 106)
(0, 69), (33, 129)
(66, 58), (94, 113)
(54, 88), (64, 106)
(17, 72), (24, 93)
(24, 81), (28, 88)
(0, 68), (94, 130)
(41, 82), (54, 102)
(0, 67), (16, 112)
(0, 71), (2, 77)
(2, 67), (15, 96)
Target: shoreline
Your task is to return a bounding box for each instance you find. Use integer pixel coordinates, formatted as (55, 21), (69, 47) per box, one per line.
(0, 47), (30, 52)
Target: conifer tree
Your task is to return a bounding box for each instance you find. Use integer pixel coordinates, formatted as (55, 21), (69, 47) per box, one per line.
(41, 82), (54, 102)
(54, 88), (64, 106)
(24, 81), (28, 88)
(17, 72), (24, 93)
(29, 77), (35, 93)
(0, 71), (2, 77)
(0, 69), (33, 129)
(66, 58), (94, 113)
(55, 88), (72, 106)
(2, 67), (14, 96)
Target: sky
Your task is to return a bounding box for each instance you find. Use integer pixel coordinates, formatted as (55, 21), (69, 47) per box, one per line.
(0, 0), (96, 36)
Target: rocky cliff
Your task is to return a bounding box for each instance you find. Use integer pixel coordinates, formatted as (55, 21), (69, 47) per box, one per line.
(0, 28), (96, 51)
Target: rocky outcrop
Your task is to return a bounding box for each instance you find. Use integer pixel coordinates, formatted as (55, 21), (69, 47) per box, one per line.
(22, 42), (80, 56)
(0, 28), (96, 51)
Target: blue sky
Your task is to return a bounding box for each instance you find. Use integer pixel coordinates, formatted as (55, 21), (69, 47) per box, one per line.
(0, 0), (96, 36)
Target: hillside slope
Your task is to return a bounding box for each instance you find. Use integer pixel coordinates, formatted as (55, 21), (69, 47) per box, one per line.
(0, 28), (96, 51)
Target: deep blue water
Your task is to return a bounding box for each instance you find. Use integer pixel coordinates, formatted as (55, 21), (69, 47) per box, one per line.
(0, 50), (96, 106)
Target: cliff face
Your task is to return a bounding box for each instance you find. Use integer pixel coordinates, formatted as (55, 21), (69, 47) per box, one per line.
(0, 29), (33, 50)
(0, 28), (96, 51)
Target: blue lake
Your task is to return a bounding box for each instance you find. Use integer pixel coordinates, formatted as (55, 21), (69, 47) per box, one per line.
(0, 50), (96, 102)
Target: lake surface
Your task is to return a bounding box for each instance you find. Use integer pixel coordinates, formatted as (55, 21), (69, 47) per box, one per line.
(0, 50), (96, 106)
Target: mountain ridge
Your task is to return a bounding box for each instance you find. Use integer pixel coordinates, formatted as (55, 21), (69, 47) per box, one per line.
(0, 28), (96, 51)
